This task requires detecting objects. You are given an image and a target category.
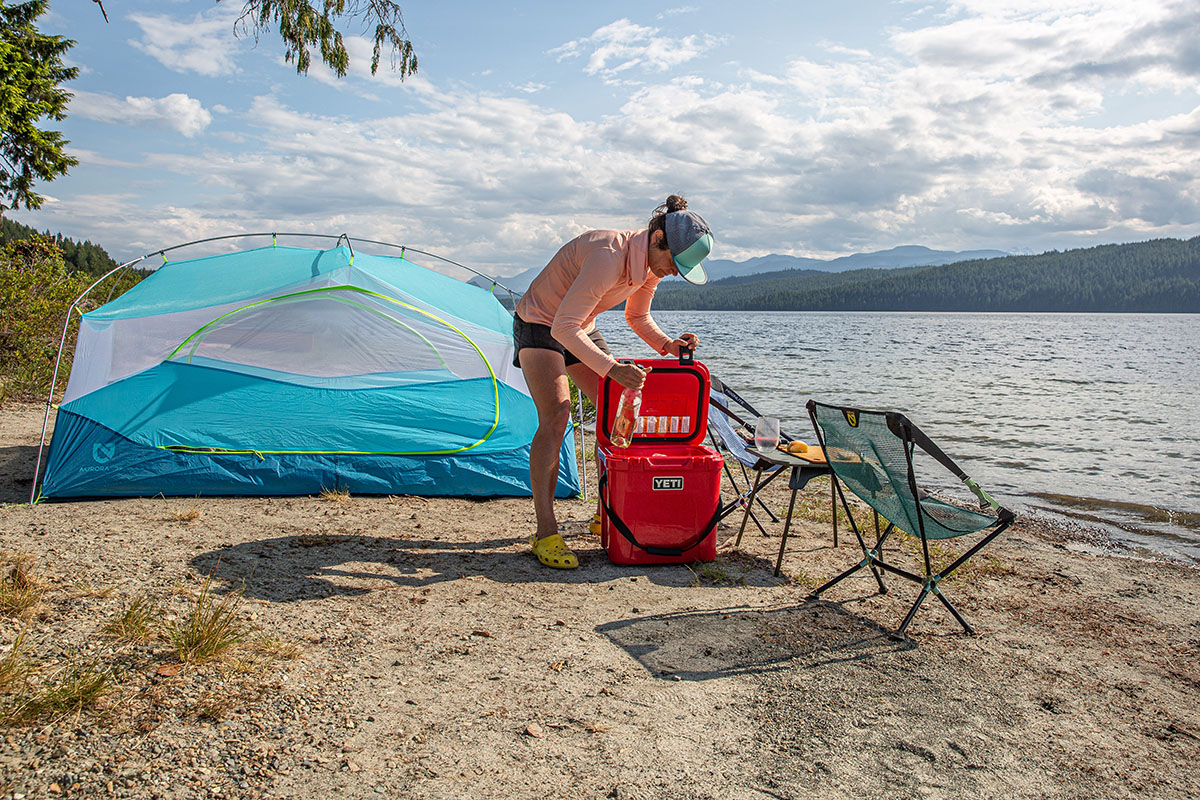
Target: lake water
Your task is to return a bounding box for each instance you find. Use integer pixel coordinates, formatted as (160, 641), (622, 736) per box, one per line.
(597, 310), (1200, 563)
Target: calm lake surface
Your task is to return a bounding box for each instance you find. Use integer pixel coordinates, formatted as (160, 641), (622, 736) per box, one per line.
(597, 310), (1200, 563)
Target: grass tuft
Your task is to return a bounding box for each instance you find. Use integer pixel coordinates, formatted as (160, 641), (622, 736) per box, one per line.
(167, 574), (256, 665)
(104, 594), (158, 644)
(0, 625), (35, 698)
(0, 557), (45, 618)
(247, 634), (304, 661)
(318, 485), (352, 504)
(29, 660), (113, 719)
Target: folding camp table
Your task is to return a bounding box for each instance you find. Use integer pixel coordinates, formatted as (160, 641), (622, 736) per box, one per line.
(731, 446), (835, 576)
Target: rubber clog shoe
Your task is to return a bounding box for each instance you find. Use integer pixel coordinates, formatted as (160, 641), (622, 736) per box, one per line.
(589, 512), (602, 536)
(531, 534), (578, 569)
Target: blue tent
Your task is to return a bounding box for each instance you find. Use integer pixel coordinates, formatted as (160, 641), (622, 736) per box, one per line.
(38, 242), (578, 499)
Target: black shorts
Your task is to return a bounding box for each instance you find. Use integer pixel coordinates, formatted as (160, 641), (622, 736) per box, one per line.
(512, 313), (612, 369)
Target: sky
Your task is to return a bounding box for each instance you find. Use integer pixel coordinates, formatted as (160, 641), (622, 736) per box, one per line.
(9, 0), (1200, 276)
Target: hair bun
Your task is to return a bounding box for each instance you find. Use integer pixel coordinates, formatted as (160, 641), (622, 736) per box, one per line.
(665, 194), (688, 213)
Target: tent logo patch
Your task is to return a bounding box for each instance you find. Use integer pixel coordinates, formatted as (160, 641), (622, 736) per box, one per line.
(652, 476), (684, 491)
(92, 443), (116, 464)
(844, 410), (859, 427)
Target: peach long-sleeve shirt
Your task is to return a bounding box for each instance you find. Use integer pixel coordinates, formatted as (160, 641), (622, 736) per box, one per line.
(514, 229), (674, 376)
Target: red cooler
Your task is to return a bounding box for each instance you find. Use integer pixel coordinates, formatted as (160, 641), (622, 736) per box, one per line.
(596, 349), (724, 565)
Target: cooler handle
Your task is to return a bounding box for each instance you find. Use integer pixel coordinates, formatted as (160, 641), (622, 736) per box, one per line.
(643, 455), (696, 469)
(678, 345), (694, 366)
(598, 472), (719, 557)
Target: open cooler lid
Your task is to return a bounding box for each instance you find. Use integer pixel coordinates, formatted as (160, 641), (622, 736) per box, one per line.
(597, 349), (711, 449)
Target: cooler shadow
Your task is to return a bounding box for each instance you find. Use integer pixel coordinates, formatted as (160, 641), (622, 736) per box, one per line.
(189, 531), (779, 603)
(597, 601), (914, 681)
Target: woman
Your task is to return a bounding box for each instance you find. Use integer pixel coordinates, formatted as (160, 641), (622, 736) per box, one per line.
(513, 195), (714, 568)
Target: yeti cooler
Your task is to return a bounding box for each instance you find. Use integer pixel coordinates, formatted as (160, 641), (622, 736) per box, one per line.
(596, 349), (724, 565)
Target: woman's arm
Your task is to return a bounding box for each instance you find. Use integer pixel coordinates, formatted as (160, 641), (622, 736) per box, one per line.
(624, 279), (674, 355)
(549, 250), (623, 377)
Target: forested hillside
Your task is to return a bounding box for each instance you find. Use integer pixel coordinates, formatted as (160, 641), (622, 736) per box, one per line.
(0, 217), (119, 277)
(653, 237), (1200, 313)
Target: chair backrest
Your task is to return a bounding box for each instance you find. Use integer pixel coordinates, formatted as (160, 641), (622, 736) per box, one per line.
(808, 401), (1000, 540)
(708, 390), (760, 468)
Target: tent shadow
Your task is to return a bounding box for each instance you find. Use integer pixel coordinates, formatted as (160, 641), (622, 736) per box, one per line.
(190, 527), (787, 602)
(596, 601), (914, 681)
(188, 533), (724, 601)
(0, 444), (37, 504)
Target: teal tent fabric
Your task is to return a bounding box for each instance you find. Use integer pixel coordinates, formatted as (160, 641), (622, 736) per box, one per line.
(40, 243), (578, 499)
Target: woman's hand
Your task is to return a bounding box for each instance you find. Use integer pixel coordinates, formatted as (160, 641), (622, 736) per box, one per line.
(608, 362), (652, 390)
(665, 332), (700, 356)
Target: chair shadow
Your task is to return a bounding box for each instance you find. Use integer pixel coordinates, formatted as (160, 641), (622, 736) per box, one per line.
(597, 600), (915, 682)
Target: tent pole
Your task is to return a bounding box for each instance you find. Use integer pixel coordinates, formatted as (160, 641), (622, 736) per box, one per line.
(577, 388), (588, 503)
(29, 254), (149, 504)
(30, 304), (78, 504)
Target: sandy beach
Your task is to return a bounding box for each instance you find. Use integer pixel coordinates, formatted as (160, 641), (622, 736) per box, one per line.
(2, 401), (1198, 799)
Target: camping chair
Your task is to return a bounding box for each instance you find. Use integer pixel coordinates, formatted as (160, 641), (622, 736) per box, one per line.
(707, 384), (781, 535)
(805, 400), (1015, 637)
(707, 378), (837, 555)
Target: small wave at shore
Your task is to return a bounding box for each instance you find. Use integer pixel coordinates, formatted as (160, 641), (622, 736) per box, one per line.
(1026, 492), (1200, 564)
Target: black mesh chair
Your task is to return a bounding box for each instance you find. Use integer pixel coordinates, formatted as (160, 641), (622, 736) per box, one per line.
(805, 400), (1015, 637)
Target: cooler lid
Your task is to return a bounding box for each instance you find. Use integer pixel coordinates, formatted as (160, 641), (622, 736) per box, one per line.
(597, 349), (711, 449)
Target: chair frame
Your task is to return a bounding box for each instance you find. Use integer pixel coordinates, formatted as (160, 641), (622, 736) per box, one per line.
(707, 382), (782, 533)
(805, 400), (1015, 637)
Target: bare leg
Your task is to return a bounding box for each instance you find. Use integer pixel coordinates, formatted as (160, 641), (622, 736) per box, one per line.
(519, 348), (573, 541)
(565, 362), (601, 408)
(566, 362), (604, 524)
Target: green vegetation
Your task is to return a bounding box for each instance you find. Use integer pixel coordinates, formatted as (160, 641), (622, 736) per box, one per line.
(1, 216), (119, 276)
(653, 237), (1200, 313)
(167, 575), (256, 665)
(0, 228), (141, 403)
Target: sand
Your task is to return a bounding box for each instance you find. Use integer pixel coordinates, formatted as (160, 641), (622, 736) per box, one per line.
(1, 401), (1198, 799)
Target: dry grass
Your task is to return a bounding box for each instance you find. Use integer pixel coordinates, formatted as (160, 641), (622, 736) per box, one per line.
(247, 634), (304, 661)
(318, 485), (352, 504)
(103, 594), (158, 644)
(71, 578), (117, 598)
(24, 660), (113, 721)
(161, 495), (203, 522)
(167, 574), (256, 665)
(0, 625), (35, 698)
(0, 557), (45, 618)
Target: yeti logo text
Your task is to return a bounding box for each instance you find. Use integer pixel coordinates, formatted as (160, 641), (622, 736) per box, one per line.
(652, 476), (684, 491)
(92, 443), (116, 464)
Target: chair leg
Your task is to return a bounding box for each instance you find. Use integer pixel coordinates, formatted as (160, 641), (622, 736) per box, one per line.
(808, 557), (869, 600)
(734, 469), (764, 547)
(932, 586), (974, 634)
(895, 586), (931, 638)
(831, 477), (838, 547)
(773, 489), (799, 577)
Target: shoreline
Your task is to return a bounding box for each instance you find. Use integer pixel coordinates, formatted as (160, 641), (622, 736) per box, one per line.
(3, 402), (1199, 799)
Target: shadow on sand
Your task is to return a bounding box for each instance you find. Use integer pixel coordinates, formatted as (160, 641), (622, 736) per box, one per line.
(597, 601), (915, 681)
(189, 529), (786, 603)
(0, 444), (38, 504)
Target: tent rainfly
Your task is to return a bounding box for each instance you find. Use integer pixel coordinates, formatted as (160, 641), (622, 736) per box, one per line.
(34, 237), (580, 499)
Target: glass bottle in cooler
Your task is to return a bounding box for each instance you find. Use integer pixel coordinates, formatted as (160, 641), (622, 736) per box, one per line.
(611, 387), (642, 448)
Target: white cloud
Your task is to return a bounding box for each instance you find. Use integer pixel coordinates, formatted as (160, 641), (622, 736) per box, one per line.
(22, 1), (1200, 268)
(128, 5), (242, 77)
(549, 19), (722, 82)
(70, 91), (213, 138)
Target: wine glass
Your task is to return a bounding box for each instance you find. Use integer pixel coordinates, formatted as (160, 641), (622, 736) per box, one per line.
(754, 416), (780, 452)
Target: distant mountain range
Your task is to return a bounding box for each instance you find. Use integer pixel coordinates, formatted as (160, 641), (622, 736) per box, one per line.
(650, 237), (1200, 313)
(470, 245), (1008, 294)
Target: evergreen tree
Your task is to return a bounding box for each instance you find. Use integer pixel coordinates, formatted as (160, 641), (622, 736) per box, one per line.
(0, 0), (78, 211)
